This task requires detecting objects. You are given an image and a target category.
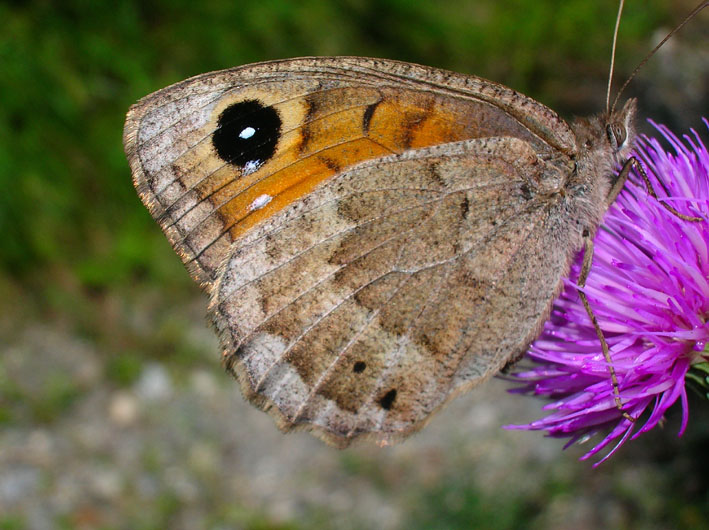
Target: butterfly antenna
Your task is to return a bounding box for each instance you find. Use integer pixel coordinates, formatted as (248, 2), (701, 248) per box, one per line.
(610, 0), (708, 115)
(606, 0), (626, 115)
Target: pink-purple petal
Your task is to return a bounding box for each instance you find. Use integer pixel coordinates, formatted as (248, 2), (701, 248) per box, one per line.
(506, 119), (709, 464)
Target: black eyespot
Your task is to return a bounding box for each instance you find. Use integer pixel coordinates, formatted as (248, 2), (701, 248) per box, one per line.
(353, 361), (366, 373)
(379, 389), (397, 410)
(212, 100), (281, 170)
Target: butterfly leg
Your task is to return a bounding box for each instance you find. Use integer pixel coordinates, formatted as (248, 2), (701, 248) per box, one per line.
(609, 156), (702, 221)
(588, 155), (703, 421)
(577, 233), (635, 422)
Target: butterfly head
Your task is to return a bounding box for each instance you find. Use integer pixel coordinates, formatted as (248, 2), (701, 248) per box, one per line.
(567, 98), (637, 217)
(573, 98), (637, 161)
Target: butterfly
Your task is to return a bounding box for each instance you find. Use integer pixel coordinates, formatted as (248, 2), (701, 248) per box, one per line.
(123, 56), (638, 447)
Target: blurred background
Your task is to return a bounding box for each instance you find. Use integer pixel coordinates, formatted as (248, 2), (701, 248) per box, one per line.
(1, 0), (708, 528)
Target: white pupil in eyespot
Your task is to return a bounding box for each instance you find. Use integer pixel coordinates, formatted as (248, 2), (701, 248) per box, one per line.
(239, 126), (256, 139)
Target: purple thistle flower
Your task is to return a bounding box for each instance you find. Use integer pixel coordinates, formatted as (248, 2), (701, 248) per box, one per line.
(507, 118), (709, 465)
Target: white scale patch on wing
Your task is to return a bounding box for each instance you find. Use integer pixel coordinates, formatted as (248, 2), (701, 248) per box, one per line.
(248, 194), (273, 212)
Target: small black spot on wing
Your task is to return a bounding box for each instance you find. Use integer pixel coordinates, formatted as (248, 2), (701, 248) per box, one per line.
(299, 95), (317, 154)
(319, 154), (342, 173)
(378, 388), (397, 410)
(520, 183), (533, 200)
(212, 100), (282, 169)
(353, 361), (366, 373)
(460, 196), (470, 218)
(362, 100), (380, 135)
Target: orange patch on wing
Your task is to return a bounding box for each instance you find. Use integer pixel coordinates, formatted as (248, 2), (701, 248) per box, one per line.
(212, 88), (495, 239)
(367, 95), (479, 152)
(222, 139), (393, 238)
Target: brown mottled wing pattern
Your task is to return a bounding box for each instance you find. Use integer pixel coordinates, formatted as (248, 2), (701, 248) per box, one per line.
(212, 138), (578, 446)
(123, 57), (581, 446)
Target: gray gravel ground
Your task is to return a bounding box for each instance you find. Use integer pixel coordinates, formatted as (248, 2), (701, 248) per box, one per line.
(1, 290), (707, 529)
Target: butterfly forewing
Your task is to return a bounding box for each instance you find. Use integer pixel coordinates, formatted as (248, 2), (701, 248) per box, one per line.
(123, 57), (585, 446)
(124, 57), (576, 288)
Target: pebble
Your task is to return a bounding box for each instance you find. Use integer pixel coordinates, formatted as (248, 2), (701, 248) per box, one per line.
(109, 391), (139, 426)
(135, 363), (172, 401)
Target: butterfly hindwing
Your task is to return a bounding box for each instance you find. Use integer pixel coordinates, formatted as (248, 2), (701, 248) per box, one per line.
(211, 137), (578, 446)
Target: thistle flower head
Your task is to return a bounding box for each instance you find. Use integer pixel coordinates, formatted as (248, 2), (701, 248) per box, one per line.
(508, 118), (709, 465)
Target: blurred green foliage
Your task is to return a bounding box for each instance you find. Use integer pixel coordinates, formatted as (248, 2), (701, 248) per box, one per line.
(1, 0), (674, 290)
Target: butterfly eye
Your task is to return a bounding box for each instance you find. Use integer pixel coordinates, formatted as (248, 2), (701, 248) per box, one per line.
(606, 123), (627, 151)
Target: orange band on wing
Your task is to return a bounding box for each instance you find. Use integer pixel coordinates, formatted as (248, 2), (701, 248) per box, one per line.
(224, 138), (393, 238)
(192, 86), (538, 244)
